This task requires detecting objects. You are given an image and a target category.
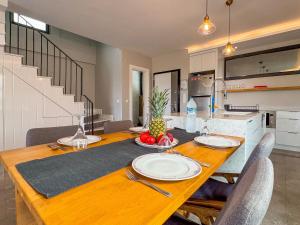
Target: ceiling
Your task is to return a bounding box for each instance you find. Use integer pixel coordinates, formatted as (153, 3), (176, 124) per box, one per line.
(8, 0), (300, 57)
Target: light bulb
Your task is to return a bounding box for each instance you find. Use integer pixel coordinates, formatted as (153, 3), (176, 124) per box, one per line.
(223, 42), (236, 56)
(198, 16), (216, 35)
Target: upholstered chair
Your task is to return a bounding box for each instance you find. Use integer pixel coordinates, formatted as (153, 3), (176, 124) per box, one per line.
(166, 158), (274, 225)
(179, 132), (275, 224)
(26, 125), (78, 147)
(103, 120), (133, 134)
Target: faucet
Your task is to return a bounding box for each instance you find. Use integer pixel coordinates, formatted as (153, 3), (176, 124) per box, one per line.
(209, 78), (228, 119)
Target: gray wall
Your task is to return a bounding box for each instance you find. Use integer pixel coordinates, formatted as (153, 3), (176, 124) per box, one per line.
(122, 49), (152, 119)
(95, 43), (122, 120)
(152, 49), (189, 112)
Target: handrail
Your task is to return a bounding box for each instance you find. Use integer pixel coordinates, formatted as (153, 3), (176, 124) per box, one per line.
(82, 95), (94, 134)
(16, 14), (83, 71)
(5, 11), (94, 134)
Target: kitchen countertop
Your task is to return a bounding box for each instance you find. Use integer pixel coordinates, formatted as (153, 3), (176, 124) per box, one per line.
(168, 110), (260, 121)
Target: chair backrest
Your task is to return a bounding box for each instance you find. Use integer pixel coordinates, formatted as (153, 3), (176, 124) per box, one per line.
(240, 132), (275, 179)
(26, 125), (78, 147)
(214, 157), (274, 225)
(103, 120), (133, 134)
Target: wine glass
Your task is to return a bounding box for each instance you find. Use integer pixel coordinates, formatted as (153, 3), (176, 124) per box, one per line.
(201, 119), (210, 136)
(143, 113), (150, 130)
(71, 115), (88, 151)
(157, 134), (172, 153)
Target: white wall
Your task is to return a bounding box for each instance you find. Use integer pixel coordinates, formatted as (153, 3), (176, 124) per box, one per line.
(0, 53), (83, 150)
(152, 49), (189, 112)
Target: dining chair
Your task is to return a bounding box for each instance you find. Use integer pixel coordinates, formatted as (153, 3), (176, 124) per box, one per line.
(179, 132), (275, 224)
(177, 157), (274, 225)
(26, 125), (78, 147)
(103, 120), (133, 134)
(166, 158), (274, 225)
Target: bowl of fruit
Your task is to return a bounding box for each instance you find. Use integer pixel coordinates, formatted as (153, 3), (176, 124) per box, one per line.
(135, 131), (179, 150)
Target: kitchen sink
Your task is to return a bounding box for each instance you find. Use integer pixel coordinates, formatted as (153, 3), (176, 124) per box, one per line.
(221, 111), (253, 116)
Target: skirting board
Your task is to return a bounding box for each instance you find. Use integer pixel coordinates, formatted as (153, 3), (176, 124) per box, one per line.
(275, 144), (300, 152)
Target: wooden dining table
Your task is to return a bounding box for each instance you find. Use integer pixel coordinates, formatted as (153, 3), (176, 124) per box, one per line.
(0, 131), (243, 225)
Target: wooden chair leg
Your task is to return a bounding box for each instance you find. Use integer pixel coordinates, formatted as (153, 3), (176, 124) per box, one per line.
(175, 209), (190, 219)
(179, 203), (220, 225)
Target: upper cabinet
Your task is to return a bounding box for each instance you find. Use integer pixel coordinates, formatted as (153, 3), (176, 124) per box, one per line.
(190, 49), (218, 73)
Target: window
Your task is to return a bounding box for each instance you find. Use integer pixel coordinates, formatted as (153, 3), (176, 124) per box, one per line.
(12, 13), (49, 33)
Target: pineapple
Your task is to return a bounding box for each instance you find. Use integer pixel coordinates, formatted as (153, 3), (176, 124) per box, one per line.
(148, 87), (169, 138)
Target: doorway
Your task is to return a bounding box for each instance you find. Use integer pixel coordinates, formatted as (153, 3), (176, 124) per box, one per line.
(131, 70), (143, 126)
(129, 65), (150, 126)
(153, 69), (181, 115)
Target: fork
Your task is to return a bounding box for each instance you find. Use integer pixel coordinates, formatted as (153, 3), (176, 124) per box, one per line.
(47, 143), (65, 151)
(170, 150), (211, 168)
(125, 170), (172, 198)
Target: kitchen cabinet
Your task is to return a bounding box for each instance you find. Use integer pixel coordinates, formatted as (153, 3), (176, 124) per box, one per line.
(276, 111), (300, 151)
(190, 49), (218, 73)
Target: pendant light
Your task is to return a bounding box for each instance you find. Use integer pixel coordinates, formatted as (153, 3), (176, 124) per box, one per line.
(223, 0), (236, 56)
(198, 0), (216, 35)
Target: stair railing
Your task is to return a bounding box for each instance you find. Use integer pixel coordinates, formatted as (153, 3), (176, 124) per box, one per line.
(5, 12), (94, 134)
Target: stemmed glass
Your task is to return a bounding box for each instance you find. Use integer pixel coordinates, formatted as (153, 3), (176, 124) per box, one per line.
(201, 119), (210, 136)
(157, 134), (172, 153)
(70, 114), (88, 150)
(143, 113), (150, 130)
(157, 118), (173, 153)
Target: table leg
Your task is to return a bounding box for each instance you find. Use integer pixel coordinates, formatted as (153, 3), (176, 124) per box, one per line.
(15, 188), (37, 225)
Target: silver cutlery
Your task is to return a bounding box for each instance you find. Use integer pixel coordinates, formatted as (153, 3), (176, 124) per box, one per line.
(47, 143), (65, 151)
(171, 150), (211, 168)
(125, 170), (172, 198)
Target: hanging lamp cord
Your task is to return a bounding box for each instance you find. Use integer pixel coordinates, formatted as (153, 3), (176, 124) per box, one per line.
(228, 3), (231, 42)
(206, 0), (208, 16)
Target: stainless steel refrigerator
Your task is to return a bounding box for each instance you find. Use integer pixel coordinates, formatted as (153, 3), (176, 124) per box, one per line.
(188, 71), (215, 112)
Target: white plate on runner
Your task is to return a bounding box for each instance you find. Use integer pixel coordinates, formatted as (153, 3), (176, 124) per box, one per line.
(135, 137), (179, 149)
(57, 135), (101, 146)
(129, 127), (148, 133)
(132, 153), (202, 181)
(194, 135), (240, 148)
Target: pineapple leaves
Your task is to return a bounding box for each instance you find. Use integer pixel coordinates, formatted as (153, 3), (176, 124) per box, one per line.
(149, 87), (169, 118)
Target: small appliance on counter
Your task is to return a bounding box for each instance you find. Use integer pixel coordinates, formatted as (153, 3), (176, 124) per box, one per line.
(188, 70), (215, 112)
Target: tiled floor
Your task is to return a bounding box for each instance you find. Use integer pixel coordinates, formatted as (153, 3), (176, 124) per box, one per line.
(262, 150), (300, 225)
(0, 149), (299, 225)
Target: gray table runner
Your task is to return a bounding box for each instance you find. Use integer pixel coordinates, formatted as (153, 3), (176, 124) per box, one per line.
(16, 128), (199, 198)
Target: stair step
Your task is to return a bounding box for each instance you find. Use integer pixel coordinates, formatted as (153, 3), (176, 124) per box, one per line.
(21, 64), (39, 69)
(37, 76), (52, 80)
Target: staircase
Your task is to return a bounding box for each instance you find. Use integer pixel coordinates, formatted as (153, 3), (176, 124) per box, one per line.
(4, 12), (95, 134)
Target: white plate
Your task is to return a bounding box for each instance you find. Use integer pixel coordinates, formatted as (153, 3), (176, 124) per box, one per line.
(129, 127), (148, 133)
(132, 153), (202, 181)
(135, 137), (179, 149)
(57, 135), (101, 146)
(194, 135), (240, 148)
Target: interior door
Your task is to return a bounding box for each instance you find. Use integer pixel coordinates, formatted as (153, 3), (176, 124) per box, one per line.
(154, 72), (172, 115)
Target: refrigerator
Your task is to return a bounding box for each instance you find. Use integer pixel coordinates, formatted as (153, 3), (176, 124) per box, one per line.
(188, 71), (215, 112)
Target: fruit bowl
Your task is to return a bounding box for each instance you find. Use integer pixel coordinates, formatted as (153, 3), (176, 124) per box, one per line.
(135, 137), (179, 149)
